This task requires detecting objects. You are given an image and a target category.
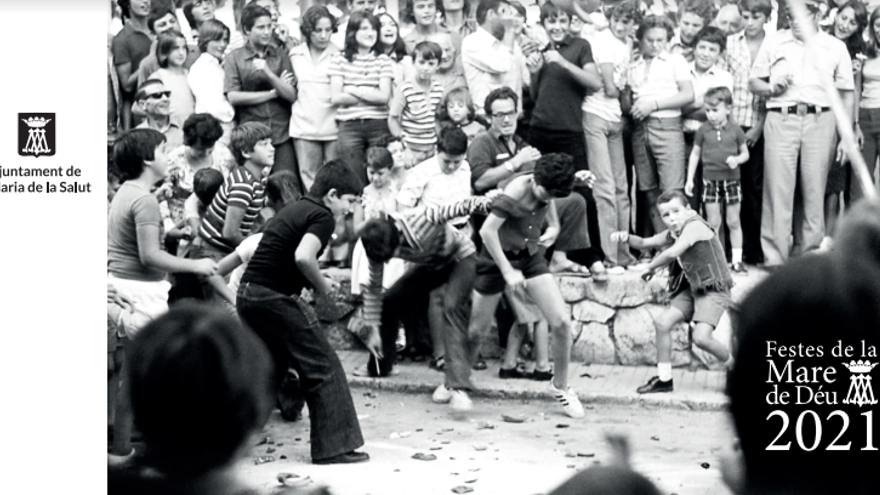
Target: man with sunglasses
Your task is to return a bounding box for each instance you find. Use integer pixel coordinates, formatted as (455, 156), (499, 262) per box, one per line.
(748, 0), (853, 268)
(135, 79), (184, 150)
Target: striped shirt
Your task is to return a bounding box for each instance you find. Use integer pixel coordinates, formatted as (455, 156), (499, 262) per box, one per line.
(391, 80), (444, 151)
(328, 52), (395, 121)
(361, 195), (494, 328)
(198, 167), (266, 252)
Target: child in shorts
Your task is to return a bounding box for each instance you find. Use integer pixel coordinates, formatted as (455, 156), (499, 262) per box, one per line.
(612, 190), (734, 394)
(685, 86), (749, 274)
(467, 153), (590, 417)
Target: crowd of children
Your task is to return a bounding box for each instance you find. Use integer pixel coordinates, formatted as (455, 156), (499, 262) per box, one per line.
(108, 0), (877, 477)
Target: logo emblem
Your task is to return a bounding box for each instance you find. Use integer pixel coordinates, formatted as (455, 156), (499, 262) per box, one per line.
(19, 113), (55, 157)
(842, 360), (878, 407)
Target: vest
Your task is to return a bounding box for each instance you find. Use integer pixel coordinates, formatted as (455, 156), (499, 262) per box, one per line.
(672, 215), (734, 292)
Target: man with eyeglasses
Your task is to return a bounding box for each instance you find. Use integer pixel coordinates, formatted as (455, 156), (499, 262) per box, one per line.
(748, 0), (854, 268)
(135, 79), (185, 150)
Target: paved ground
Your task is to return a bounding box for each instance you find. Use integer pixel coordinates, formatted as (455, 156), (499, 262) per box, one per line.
(339, 350), (729, 412)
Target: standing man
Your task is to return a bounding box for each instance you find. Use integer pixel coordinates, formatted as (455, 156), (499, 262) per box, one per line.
(112, 0), (154, 131)
(461, 0), (526, 117)
(749, 0), (853, 267)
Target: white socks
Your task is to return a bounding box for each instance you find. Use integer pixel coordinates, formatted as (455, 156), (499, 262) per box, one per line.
(658, 362), (673, 382)
(732, 248), (743, 264)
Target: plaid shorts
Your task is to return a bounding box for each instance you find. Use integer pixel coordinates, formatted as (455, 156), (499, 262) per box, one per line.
(702, 179), (742, 205)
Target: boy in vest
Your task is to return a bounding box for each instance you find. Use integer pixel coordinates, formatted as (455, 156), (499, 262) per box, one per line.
(611, 190), (734, 393)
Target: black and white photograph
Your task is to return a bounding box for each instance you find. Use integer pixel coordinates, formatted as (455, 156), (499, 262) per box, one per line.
(3, 0), (880, 493)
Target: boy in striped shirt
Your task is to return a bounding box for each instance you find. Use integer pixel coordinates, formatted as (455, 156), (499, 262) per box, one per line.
(388, 41), (445, 167)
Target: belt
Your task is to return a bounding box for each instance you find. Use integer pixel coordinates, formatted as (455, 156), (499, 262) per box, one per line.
(768, 103), (829, 116)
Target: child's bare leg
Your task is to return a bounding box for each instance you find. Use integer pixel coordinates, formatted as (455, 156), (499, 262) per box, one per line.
(692, 322), (731, 363)
(428, 287), (446, 361)
(638, 307), (685, 393)
(525, 275), (572, 389)
(110, 343), (133, 456)
(727, 203), (745, 266)
(501, 323), (528, 370)
(533, 320), (550, 372)
(526, 274), (584, 417)
(705, 203), (723, 232)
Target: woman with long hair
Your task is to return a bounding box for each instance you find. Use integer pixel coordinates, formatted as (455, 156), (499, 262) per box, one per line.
(328, 11), (394, 184)
(855, 4), (880, 203)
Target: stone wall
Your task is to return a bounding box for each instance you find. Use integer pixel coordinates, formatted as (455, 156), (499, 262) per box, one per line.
(322, 270), (765, 371)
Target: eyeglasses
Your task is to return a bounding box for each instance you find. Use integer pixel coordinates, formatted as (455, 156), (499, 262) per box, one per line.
(145, 90), (172, 100)
(491, 111), (517, 120)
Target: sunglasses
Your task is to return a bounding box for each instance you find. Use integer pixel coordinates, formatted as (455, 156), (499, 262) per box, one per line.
(145, 90), (172, 100)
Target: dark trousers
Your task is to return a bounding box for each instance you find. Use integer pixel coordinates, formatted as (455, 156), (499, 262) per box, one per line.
(337, 118), (391, 186)
(237, 282), (364, 461)
(373, 257), (478, 389)
(740, 127), (765, 264)
(271, 138), (303, 196)
(527, 127), (605, 264)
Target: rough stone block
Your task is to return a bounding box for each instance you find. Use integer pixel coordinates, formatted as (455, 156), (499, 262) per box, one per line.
(691, 311), (733, 370)
(572, 322), (616, 364)
(556, 273), (668, 307)
(571, 299), (615, 324)
(613, 305), (690, 366)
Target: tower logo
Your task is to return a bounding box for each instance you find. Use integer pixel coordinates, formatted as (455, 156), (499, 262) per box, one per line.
(18, 113), (55, 157)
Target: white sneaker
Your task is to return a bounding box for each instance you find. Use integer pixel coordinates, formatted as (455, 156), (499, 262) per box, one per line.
(108, 448), (136, 467)
(449, 389), (473, 411)
(606, 265), (627, 275)
(432, 384), (452, 403)
(550, 382), (585, 418)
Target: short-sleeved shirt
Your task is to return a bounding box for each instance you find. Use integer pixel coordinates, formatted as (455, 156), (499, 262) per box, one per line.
(720, 30), (768, 128)
(108, 182), (165, 281)
(694, 121), (746, 181)
(467, 130), (534, 194)
(198, 166), (266, 252)
(628, 50), (693, 118)
(861, 56), (880, 109)
(490, 193), (548, 255)
(163, 144), (236, 226)
(530, 35), (594, 132)
(391, 80), (445, 150)
(224, 42), (295, 145)
(397, 154), (472, 224)
(327, 52), (395, 121)
(189, 52), (235, 123)
(583, 28), (632, 123)
(289, 42), (340, 140)
(751, 29), (854, 108)
(111, 22), (152, 95)
(241, 197), (336, 296)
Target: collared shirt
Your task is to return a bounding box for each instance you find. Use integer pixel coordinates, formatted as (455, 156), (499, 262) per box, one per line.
(694, 121), (746, 181)
(461, 26), (524, 115)
(627, 50), (693, 119)
(396, 154), (472, 224)
(188, 53), (235, 123)
(135, 120), (184, 150)
(224, 41), (295, 144)
(199, 166), (266, 252)
(390, 79), (445, 150)
(467, 130), (533, 194)
(669, 30), (694, 62)
(530, 35), (594, 132)
(583, 28), (632, 123)
(289, 42), (340, 140)
(751, 29), (854, 109)
(683, 62), (734, 132)
(403, 24), (458, 55)
(111, 22), (153, 94)
(720, 30), (767, 127)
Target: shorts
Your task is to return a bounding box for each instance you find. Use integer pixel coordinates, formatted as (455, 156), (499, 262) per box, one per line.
(632, 116), (686, 192)
(474, 246), (550, 295)
(702, 179), (742, 205)
(108, 274), (172, 339)
(670, 288), (731, 327)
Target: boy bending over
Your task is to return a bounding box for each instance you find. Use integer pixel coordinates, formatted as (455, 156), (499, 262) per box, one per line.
(612, 190), (734, 393)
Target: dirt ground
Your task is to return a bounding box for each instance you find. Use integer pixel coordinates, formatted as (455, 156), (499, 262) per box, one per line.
(234, 389), (735, 495)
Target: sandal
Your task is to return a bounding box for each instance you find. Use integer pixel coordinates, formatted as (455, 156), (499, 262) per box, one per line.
(428, 356), (446, 372)
(531, 368), (553, 381)
(472, 354), (488, 371)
